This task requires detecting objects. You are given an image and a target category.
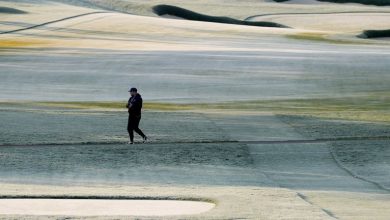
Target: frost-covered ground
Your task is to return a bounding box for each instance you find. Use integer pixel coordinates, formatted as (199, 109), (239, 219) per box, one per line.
(1, 0), (390, 219)
(1, 47), (390, 102)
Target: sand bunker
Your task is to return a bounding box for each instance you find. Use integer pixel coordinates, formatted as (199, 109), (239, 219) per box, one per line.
(152, 4), (289, 28)
(0, 198), (215, 216)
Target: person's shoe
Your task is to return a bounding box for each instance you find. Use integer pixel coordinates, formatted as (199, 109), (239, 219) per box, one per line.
(142, 136), (148, 143)
(127, 141), (134, 145)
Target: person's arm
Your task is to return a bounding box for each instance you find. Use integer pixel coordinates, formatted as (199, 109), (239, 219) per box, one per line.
(126, 98), (132, 108)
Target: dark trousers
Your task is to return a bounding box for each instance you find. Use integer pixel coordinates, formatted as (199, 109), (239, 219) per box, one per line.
(127, 115), (145, 142)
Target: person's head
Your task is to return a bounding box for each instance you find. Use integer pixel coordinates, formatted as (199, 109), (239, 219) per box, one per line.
(129, 87), (137, 97)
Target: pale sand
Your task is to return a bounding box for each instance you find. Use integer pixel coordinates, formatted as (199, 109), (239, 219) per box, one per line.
(0, 183), (332, 219)
(0, 199), (215, 216)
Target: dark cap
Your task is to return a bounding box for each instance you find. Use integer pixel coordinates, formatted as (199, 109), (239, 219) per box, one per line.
(129, 87), (137, 92)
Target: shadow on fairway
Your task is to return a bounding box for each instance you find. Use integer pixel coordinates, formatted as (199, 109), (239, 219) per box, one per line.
(273, 0), (390, 6)
(152, 4), (289, 28)
(358, 29), (390, 39)
(0, 7), (26, 14)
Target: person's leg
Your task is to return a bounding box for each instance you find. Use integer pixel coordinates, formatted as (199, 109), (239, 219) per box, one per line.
(134, 127), (145, 138)
(133, 116), (146, 138)
(127, 116), (134, 143)
(129, 129), (134, 143)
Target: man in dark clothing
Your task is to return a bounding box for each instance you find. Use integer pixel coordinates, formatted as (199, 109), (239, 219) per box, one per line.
(126, 87), (147, 144)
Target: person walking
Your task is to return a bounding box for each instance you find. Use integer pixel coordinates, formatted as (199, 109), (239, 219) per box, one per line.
(126, 87), (147, 144)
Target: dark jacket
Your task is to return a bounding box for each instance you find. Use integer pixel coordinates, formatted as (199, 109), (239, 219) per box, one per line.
(127, 93), (143, 117)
